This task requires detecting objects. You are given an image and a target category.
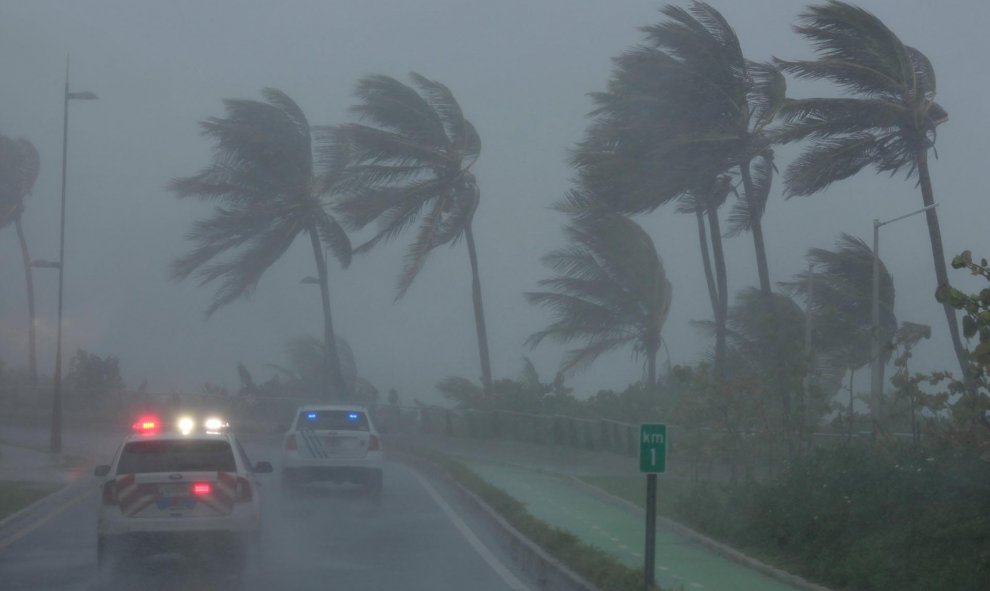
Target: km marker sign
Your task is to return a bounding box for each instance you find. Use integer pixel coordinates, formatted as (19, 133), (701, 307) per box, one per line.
(639, 423), (667, 474)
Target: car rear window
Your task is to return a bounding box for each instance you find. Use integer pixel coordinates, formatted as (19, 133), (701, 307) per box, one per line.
(296, 410), (370, 431)
(116, 439), (236, 474)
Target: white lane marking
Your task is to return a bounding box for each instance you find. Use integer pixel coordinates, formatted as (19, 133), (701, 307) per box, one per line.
(410, 469), (532, 591)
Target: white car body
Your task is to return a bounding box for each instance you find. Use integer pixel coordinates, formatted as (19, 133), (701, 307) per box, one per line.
(95, 429), (269, 571)
(280, 404), (383, 491)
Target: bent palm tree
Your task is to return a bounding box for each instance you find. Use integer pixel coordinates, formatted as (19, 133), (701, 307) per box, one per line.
(525, 213), (672, 386)
(170, 89), (352, 399)
(781, 234), (897, 433)
(331, 73), (492, 393)
(0, 135), (41, 387)
(776, 1), (964, 383)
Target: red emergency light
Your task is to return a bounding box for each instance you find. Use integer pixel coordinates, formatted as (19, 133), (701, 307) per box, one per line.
(132, 416), (160, 435)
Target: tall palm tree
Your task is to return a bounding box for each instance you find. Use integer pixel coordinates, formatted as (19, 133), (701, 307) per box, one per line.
(574, 2), (786, 298)
(781, 234), (897, 434)
(170, 89), (352, 399)
(775, 1), (965, 384)
(331, 73), (493, 393)
(571, 2), (790, 422)
(525, 212), (672, 386)
(0, 134), (41, 387)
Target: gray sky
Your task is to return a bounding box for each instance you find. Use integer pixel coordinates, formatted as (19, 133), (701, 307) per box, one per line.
(1, 0), (988, 404)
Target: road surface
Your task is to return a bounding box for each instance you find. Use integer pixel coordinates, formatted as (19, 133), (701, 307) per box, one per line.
(0, 434), (532, 591)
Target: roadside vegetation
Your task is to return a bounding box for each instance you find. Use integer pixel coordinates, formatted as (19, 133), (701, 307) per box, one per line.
(0, 481), (60, 522)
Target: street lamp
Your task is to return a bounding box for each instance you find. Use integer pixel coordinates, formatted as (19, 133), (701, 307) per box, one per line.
(50, 57), (97, 453)
(869, 203), (938, 438)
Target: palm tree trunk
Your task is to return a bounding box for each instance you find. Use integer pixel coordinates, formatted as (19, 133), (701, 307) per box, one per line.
(707, 206), (729, 380)
(740, 161), (793, 454)
(847, 369), (855, 442)
(739, 163), (772, 296)
(696, 207), (719, 320)
(308, 227), (348, 400)
(647, 346), (657, 387)
(463, 222), (493, 395)
(916, 150), (970, 387)
(15, 218), (37, 388)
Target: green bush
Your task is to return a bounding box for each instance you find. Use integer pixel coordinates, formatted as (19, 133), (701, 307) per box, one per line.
(672, 445), (990, 590)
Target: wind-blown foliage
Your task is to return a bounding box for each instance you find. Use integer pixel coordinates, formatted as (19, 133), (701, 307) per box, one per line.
(331, 72), (493, 393)
(169, 89), (352, 398)
(526, 214), (672, 386)
(776, 0), (968, 389)
(782, 233), (897, 378)
(573, 1), (785, 294)
(0, 134), (40, 386)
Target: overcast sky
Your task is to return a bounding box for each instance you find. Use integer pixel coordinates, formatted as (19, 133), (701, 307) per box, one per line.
(2, 0), (988, 405)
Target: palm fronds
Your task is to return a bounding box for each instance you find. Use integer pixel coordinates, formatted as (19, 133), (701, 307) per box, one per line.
(526, 213), (671, 379)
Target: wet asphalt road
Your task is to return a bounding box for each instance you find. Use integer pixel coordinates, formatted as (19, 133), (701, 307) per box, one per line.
(0, 437), (527, 591)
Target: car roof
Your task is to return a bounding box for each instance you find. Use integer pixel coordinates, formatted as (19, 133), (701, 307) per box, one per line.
(295, 404), (368, 412)
(121, 431), (234, 444)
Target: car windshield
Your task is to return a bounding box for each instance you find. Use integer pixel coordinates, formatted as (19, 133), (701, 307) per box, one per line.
(116, 439), (236, 474)
(296, 410), (370, 432)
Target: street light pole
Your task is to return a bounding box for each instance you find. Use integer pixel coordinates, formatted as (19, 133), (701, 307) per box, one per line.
(50, 56), (97, 453)
(869, 203), (938, 440)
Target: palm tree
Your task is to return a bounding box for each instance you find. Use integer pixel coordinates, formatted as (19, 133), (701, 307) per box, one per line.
(570, 2), (789, 419)
(775, 1), (965, 384)
(170, 89), (352, 399)
(574, 2), (786, 298)
(0, 134), (41, 387)
(331, 73), (492, 393)
(525, 212), (672, 386)
(781, 234), (897, 436)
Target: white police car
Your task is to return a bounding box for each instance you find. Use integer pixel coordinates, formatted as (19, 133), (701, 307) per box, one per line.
(94, 415), (272, 575)
(281, 405), (383, 495)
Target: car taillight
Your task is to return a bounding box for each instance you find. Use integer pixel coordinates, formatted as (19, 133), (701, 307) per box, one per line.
(286, 434), (297, 451)
(192, 482), (211, 496)
(235, 477), (252, 502)
(367, 434), (381, 451)
(102, 481), (118, 506)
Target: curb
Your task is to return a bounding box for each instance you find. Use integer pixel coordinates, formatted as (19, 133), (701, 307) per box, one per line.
(397, 452), (602, 591)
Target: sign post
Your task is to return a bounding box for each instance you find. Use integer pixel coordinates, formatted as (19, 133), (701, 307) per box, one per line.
(639, 424), (667, 590)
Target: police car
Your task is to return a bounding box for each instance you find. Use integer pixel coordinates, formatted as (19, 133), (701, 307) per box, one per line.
(281, 405), (383, 494)
(94, 414), (272, 574)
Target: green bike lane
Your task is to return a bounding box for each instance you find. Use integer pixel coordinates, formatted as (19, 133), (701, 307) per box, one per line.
(463, 460), (800, 591)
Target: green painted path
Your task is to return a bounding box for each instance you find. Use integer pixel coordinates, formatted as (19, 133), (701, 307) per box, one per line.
(464, 460), (800, 591)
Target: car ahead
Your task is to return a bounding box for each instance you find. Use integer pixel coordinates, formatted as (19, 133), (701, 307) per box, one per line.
(94, 415), (272, 575)
(281, 405), (383, 495)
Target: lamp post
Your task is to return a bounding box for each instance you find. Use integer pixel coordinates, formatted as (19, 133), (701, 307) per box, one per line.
(50, 57), (97, 453)
(869, 203), (938, 439)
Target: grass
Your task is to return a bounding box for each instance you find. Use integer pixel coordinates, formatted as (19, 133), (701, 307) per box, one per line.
(578, 475), (713, 516)
(0, 481), (60, 521)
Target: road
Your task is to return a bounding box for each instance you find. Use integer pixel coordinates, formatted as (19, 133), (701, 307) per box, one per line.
(0, 433), (532, 591)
